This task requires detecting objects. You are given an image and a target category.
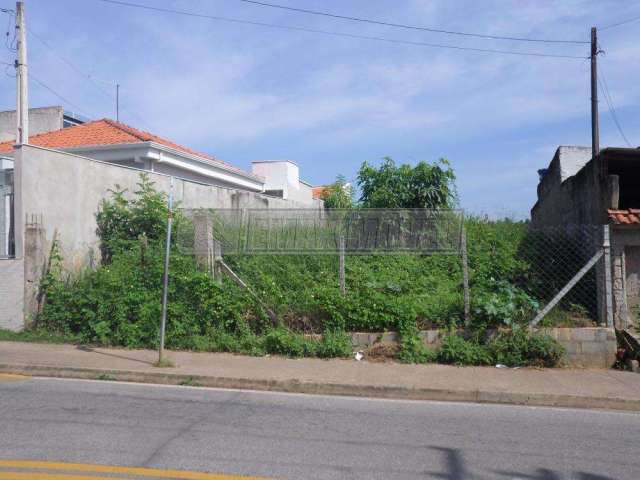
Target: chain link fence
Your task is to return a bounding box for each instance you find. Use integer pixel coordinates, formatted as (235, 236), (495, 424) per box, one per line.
(516, 224), (606, 327)
(171, 207), (610, 330)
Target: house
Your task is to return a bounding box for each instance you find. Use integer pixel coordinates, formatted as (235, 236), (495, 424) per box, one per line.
(0, 107), (323, 332)
(0, 106), (85, 142)
(0, 107), (320, 203)
(531, 145), (640, 329)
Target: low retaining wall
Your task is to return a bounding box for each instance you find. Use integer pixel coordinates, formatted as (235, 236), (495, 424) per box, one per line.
(349, 327), (616, 368)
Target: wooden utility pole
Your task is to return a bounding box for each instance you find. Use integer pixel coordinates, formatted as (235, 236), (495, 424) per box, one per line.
(15, 1), (28, 145)
(590, 27), (599, 161)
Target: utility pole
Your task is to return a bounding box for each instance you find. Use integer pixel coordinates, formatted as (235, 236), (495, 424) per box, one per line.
(15, 1), (28, 145)
(590, 27), (599, 161)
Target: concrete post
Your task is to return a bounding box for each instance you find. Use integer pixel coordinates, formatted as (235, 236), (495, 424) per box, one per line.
(603, 225), (614, 328)
(339, 235), (345, 295)
(193, 211), (214, 274)
(23, 213), (45, 326)
(612, 245), (629, 329)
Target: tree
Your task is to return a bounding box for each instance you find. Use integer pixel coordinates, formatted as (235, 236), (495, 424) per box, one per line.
(357, 157), (456, 209)
(320, 175), (354, 209)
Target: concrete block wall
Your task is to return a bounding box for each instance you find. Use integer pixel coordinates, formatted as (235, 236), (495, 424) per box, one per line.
(349, 327), (617, 368)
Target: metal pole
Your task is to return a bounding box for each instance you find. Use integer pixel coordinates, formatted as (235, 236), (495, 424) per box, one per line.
(339, 235), (346, 294)
(15, 1), (28, 144)
(603, 225), (614, 328)
(590, 27), (599, 161)
(461, 226), (471, 326)
(116, 84), (119, 122)
(158, 177), (174, 365)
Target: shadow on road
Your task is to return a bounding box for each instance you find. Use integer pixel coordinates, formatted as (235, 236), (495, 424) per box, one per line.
(427, 446), (618, 480)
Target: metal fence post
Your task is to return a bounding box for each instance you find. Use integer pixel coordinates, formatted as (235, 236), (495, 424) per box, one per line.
(158, 177), (174, 365)
(461, 226), (471, 326)
(339, 235), (346, 295)
(603, 224), (614, 328)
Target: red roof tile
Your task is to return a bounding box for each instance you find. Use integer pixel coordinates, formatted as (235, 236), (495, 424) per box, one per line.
(0, 119), (260, 181)
(312, 186), (326, 200)
(608, 209), (640, 225)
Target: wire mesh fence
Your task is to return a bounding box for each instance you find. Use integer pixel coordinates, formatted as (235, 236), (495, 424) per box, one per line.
(177, 208), (465, 255)
(515, 224), (605, 326)
(172, 207), (609, 329)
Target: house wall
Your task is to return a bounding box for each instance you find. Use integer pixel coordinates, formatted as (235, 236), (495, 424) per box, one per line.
(531, 155), (606, 227)
(0, 106), (64, 142)
(0, 259), (24, 331)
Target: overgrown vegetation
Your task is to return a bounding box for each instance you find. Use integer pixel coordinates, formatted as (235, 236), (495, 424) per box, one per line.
(27, 173), (569, 367)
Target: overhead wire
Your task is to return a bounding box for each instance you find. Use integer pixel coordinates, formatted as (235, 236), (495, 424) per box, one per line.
(230, 0), (589, 44)
(599, 14), (640, 30)
(597, 63), (633, 147)
(30, 72), (95, 119)
(26, 25), (116, 101)
(94, 0), (588, 59)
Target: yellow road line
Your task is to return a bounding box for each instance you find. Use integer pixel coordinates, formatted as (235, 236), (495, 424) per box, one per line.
(0, 461), (272, 480)
(0, 374), (29, 382)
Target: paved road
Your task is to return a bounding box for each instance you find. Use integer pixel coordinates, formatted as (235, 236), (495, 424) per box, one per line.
(0, 376), (638, 479)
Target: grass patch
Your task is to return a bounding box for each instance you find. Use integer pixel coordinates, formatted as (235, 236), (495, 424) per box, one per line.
(0, 328), (78, 344)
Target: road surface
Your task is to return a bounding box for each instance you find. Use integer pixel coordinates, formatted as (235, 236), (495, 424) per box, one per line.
(0, 375), (638, 479)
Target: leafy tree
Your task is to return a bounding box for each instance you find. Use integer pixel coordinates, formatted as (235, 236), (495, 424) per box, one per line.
(320, 175), (354, 209)
(357, 157), (456, 209)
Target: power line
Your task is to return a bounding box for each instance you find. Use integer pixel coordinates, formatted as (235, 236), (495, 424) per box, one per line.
(26, 25), (116, 101)
(231, 0), (589, 44)
(26, 26), (155, 130)
(94, 0), (587, 59)
(30, 72), (95, 119)
(597, 64), (633, 147)
(599, 13), (640, 30)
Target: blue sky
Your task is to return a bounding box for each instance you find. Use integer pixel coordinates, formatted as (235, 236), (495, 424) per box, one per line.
(1, 0), (639, 217)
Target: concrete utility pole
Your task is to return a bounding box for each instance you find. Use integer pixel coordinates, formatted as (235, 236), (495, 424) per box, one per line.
(15, 1), (29, 145)
(590, 27), (599, 161)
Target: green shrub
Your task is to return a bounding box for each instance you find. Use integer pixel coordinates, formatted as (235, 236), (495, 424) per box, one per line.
(316, 330), (353, 358)
(436, 334), (492, 366)
(487, 328), (564, 367)
(261, 328), (317, 358)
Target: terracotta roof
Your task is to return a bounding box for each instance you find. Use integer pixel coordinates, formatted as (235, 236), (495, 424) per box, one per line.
(608, 209), (640, 225)
(0, 119), (261, 181)
(312, 186), (326, 200)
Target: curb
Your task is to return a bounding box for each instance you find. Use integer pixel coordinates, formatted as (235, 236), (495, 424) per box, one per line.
(1, 363), (639, 412)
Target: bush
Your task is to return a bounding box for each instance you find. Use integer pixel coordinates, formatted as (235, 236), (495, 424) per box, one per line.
(436, 334), (493, 366)
(487, 328), (564, 367)
(316, 330), (353, 358)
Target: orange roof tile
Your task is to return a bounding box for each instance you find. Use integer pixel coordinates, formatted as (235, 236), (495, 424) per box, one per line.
(0, 119), (260, 181)
(608, 209), (640, 225)
(312, 186), (326, 200)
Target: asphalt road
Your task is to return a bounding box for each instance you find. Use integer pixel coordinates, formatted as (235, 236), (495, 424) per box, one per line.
(0, 376), (638, 480)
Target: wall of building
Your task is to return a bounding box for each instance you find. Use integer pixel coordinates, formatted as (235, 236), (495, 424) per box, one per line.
(0, 259), (24, 331)
(251, 160), (316, 205)
(0, 106), (64, 142)
(531, 155), (606, 227)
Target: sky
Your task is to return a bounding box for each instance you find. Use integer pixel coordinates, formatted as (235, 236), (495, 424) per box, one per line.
(0, 0), (639, 217)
